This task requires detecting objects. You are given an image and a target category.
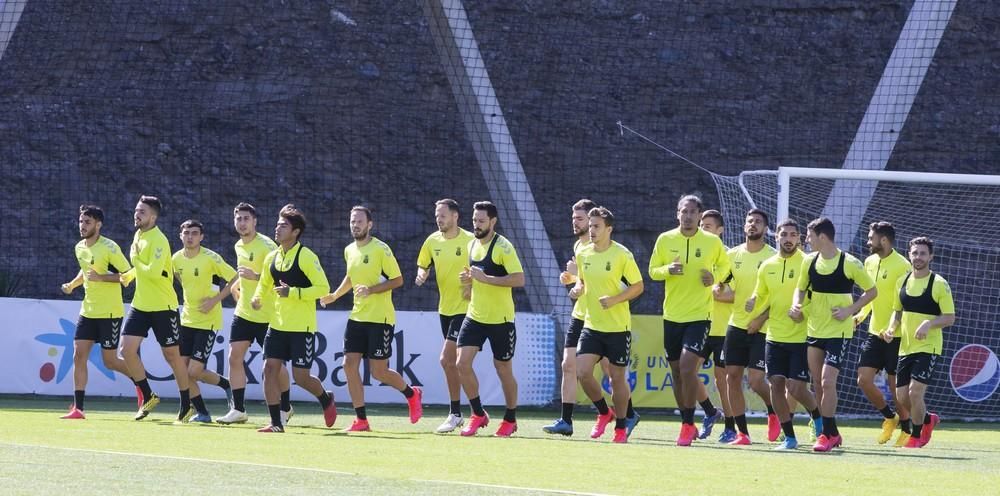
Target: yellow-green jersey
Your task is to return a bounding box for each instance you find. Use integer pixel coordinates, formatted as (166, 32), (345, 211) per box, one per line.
(648, 227), (730, 323)
(570, 239), (591, 320)
(172, 247), (237, 331)
(753, 249), (808, 343)
(858, 250), (910, 336)
(345, 237), (402, 325)
(726, 243), (777, 329)
(75, 236), (131, 319)
(129, 226), (178, 312)
(894, 272), (954, 356)
(708, 243), (731, 337)
(254, 243), (329, 332)
(467, 234), (524, 325)
(796, 250), (874, 339)
(234, 233), (279, 324)
(417, 229), (475, 316)
(577, 242), (643, 332)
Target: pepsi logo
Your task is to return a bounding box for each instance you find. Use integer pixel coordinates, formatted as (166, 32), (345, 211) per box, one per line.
(950, 344), (1000, 403)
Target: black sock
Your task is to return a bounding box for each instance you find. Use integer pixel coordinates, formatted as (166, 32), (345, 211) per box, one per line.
(191, 395), (208, 415)
(280, 390), (291, 411)
(401, 385), (414, 399)
(682, 408), (696, 425)
(561, 402), (574, 423)
(317, 391), (332, 409)
(725, 416), (735, 431)
(233, 388), (246, 412)
(913, 423), (924, 439)
(879, 406), (895, 419)
(823, 416), (839, 437)
(179, 389), (191, 411)
(810, 408), (821, 420)
(901, 418), (912, 434)
(470, 396), (486, 417)
(450, 400), (462, 416)
(924, 412), (932, 424)
(268, 404), (282, 427)
(735, 414), (749, 435)
(626, 398), (636, 418)
(615, 417), (626, 430)
(74, 390), (85, 411)
(781, 420), (795, 438)
(217, 377), (231, 390)
(137, 379), (153, 399)
(504, 408), (517, 423)
(700, 398), (718, 418)
(355, 406), (367, 420)
(766, 404), (775, 415)
(593, 398), (610, 416)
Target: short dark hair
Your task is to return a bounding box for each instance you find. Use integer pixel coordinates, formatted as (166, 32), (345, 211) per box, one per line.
(807, 217), (836, 241)
(234, 202), (257, 218)
(747, 208), (769, 227)
(351, 205), (373, 222)
(869, 221), (896, 244)
(677, 194), (703, 212)
(573, 199), (598, 213)
(776, 219), (800, 232)
(435, 199), (460, 213)
(909, 236), (934, 255)
(79, 204), (104, 223)
(473, 201), (498, 219)
(179, 219), (204, 233)
(588, 206), (615, 227)
(139, 195), (162, 215)
(701, 209), (724, 226)
(280, 204), (306, 239)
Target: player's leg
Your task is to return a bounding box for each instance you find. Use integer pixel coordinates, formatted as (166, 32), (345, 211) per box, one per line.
(491, 322), (518, 437)
(437, 314), (463, 432)
(576, 329), (613, 439)
(367, 324), (422, 424)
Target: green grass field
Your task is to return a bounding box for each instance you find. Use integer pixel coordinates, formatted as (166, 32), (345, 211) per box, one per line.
(1, 396), (998, 495)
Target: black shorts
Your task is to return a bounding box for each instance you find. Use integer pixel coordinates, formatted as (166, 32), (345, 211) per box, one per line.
(263, 329), (317, 369)
(230, 315), (269, 347)
(724, 325), (766, 371)
(698, 335), (726, 368)
(765, 341), (810, 382)
(663, 320), (709, 362)
(858, 333), (901, 375)
(897, 353), (938, 387)
(806, 336), (849, 370)
(576, 328), (631, 366)
(75, 316), (123, 350)
(564, 318), (585, 349)
(439, 314), (465, 342)
(344, 320), (394, 360)
(179, 326), (217, 364)
(123, 308), (180, 347)
(456, 318), (516, 362)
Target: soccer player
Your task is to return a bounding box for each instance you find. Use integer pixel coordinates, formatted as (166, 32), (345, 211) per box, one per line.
(854, 221), (912, 445)
(886, 237), (953, 448)
(697, 210), (732, 441)
(252, 204), (337, 433)
(571, 207), (644, 443)
(171, 220), (238, 423)
(723, 209), (778, 445)
(217, 203), (293, 425)
(321, 206), (423, 432)
(648, 195), (729, 446)
(120, 195), (192, 422)
(59, 205), (135, 419)
(748, 219), (823, 450)
(455, 201), (525, 437)
(415, 199), (475, 433)
(791, 217), (877, 452)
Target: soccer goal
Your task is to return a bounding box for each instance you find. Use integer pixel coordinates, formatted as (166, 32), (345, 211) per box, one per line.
(711, 166), (1000, 420)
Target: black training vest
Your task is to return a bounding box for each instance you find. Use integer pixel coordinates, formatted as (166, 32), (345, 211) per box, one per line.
(470, 234), (508, 277)
(270, 244), (312, 288)
(899, 272), (941, 316)
(807, 251), (853, 294)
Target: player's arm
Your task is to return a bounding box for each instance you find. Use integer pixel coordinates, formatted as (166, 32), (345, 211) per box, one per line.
(647, 236), (671, 281)
(289, 250), (330, 301)
(415, 240), (433, 286)
(745, 265), (769, 314)
(470, 242), (525, 288)
(88, 245), (132, 284)
(834, 261), (877, 320)
(61, 270), (85, 294)
(708, 240), (731, 286)
(251, 251), (276, 310)
(321, 275), (352, 307)
(915, 279), (956, 340)
(132, 238), (169, 277)
(363, 252), (403, 296)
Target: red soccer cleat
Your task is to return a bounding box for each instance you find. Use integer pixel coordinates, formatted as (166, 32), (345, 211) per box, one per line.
(729, 432), (752, 446)
(322, 391), (338, 428)
(60, 406), (86, 420)
(135, 386), (144, 409)
(494, 419), (518, 437)
(813, 434), (843, 452)
(406, 386), (423, 424)
(612, 427), (628, 444)
(257, 424), (284, 433)
(460, 412), (490, 437)
(344, 418), (371, 432)
(903, 435), (923, 448)
(767, 413), (781, 442)
(590, 408), (616, 439)
(676, 423), (698, 447)
(920, 413), (940, 446)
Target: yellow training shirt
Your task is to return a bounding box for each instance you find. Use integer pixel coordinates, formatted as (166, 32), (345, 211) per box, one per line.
(753, 249), (807, 343)
(858, 250), (910, 336)
(577, 242), (643, 332)
(254, 243), (329, 332)
(727, 242), (777, 329)
(648, 228), (730, 323)
(234, 233), (279, 324)
(467, 234), (524, 325)
(345, 237), (402, 325)
(75, 236), (131, 319)
(796, 250), (875, 339)
(417, 229), (475, 316)
(894, 272), (954, 356)
(128, 226), (178, 312)
(172, 247), (237, 331)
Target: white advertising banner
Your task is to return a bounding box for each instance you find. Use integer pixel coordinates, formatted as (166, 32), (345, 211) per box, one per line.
(5, 298), (556, 406)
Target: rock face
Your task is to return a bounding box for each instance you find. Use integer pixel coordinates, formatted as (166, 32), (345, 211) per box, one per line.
(0, 1), (997, 318)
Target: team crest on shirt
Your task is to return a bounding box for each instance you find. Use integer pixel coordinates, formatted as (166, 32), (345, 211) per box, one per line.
(434, 248), (441, 256)
(194, 268), (199, 277)
(605, 261), (611, 271)
(881, 270), (887, 279)
(695, 248), (702, 258)
(734, 261), (742, 269)
(249, 252), (254, 261)
(788, 269), (795, 278)
(583, 262), (591, 270)
(455, 247), (462, 256)
(363, 255), (369, 264)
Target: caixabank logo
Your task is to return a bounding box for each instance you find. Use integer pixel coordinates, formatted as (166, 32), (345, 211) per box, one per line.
(34, 318), (115, 384)
(949, 344), (1000, 403)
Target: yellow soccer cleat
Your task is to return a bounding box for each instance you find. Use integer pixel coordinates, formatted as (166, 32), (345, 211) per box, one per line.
(134, 393), (160, 420)
(894, 431), (911, 448)
(878, 414), (900, 444)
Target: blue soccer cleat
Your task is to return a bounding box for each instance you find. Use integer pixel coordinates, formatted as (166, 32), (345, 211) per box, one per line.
(717, 429), (738, 444)
(774, 436), (798, 451)
(542, 418), (574, 436)
(698, 410), (724, 439)
(810, 417), (823, 442)
(625, 412), (641, 438)
(189, 412), (213, 424)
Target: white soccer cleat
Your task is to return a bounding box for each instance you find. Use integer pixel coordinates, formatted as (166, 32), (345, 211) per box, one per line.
(215, 408), (249, 425)
(435, 413), (464, 433)
(281, 405), (294, 426)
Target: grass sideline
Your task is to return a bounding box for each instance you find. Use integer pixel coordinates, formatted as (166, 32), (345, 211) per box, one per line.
(1, 396), (998, 495)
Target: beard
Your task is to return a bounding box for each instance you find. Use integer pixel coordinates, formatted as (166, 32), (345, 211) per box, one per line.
(747, 231), (763, 241)
(352, 229), (368, 240)
(474, 228), (491, 239)
(781, 243), (797, 255)
(573, 226), (587, 237)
